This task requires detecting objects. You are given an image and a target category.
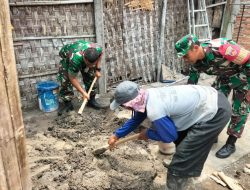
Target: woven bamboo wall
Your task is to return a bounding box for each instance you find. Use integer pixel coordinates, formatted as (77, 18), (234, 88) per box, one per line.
(104, 0), (189, 85)
(10, 2), (96, 108)
(10, 0), (189, 108)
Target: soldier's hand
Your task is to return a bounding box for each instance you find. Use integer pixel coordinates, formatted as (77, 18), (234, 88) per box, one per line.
(138, 129), (149, 141)
(246, 90), (250, 103)
(108, 134), (119, 150)
(82, 92), (90, 100)
(95, 71), (101, 78)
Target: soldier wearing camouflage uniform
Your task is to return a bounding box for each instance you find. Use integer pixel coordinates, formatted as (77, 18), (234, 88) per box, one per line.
(175, 34), (250, 159)
(57, 40), (104, 115)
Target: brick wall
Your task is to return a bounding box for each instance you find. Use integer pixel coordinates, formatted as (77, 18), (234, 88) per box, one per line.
(233, 1), (250, 50)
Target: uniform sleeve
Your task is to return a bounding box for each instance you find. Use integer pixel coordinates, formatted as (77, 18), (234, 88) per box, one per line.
(188, 66), (200, 84)
(146, 116), (178, 143)
(114, 111), (147, 138)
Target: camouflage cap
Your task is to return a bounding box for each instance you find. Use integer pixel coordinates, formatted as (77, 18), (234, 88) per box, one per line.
(175, 34), (199, 57)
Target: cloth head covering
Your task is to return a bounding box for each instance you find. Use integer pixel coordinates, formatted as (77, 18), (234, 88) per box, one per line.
(123, 89), (148, 113)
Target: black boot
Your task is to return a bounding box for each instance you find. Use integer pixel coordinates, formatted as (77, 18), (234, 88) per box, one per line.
(215, 135), (237, 159)
(58, 101), (74, 116)
(88, 95), (108, 109)
(166, 173), (189, 190)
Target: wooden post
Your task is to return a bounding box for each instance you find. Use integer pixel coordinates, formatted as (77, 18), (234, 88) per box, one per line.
(157, 0), (167, 81)
(94, 0), (106, 93)
(0, 0), (31, 189)
(220, 0), (233, 37)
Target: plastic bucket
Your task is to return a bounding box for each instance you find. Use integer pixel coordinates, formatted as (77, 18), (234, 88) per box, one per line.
(36, 81), (59, 112)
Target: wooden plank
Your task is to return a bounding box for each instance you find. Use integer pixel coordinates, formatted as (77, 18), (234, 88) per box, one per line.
(9, 0), (93, 6)
(94, 0), (106, 93)
(218, 172), (243, 190)
(0, 0), (31, 189)
(0, 151), (8, 190)
(1, 140), (23, 190)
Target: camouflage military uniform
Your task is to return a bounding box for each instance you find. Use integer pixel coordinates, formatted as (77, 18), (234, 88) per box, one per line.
(178, 37), (250, 138)
(57, 40), (102, 101)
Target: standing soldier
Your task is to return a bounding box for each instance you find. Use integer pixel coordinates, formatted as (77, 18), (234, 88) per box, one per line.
(175, 34), (250, 158)
(57, 40), (106, 116)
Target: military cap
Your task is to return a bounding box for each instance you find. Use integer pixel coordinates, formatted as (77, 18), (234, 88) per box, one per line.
(175, 34), (199, 57)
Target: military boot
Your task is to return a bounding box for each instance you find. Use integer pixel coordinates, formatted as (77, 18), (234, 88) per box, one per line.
(215, 135), (237, 159)
(88, 95), (108, 109)
(58, 101), (74, 116)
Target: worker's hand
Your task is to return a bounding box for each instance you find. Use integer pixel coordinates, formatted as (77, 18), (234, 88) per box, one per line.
(108, 134), (119, 150)
(138, 129), (148, 141)
(95, 71), (101, 78)
(82, 92), (90, 100)
(246, 90), (250, 103)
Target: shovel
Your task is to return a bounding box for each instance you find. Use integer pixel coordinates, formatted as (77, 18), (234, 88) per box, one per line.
(92, 133), (140, 156)
(78, 76), (98, 115)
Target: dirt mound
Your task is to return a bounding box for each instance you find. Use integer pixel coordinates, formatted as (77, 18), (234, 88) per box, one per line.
(27, 108), (167, 190)
(48, 109), (125, 142)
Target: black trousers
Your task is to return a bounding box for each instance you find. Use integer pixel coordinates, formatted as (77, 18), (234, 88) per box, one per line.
(168, 91), (231, 178)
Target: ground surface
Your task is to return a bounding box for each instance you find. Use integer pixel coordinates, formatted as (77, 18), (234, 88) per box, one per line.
(25, 106), (171, 190)
(23, 104), (250, 190)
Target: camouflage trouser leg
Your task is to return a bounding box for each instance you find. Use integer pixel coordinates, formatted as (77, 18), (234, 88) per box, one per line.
(57, 65), (74, 102)
(213, 78), (250, 138)
(80, 68), (97, 96)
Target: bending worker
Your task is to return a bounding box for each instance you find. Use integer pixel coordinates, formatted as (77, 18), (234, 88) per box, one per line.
(108, 81), (231, 190)
(175, 34), (250, 158)
(57, 40), (106, 115)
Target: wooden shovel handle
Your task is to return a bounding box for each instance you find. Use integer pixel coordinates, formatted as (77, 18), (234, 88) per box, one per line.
(93, 133), (140, 156)
(78, 76), (98, 114)
(114, 133), (140, 146)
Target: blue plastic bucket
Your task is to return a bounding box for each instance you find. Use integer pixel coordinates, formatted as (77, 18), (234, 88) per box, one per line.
(36, 81), (59, 112)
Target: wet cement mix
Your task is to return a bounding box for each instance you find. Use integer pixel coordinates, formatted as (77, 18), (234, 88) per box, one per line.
(26, 108), (168, 190)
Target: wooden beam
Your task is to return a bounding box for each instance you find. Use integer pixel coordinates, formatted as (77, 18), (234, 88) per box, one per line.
(0, 0), (31, 189)
(220, 0), (233, 37)
(94, 0), (106, 93)
(157, 0), (167, 81)
(207, 1), (227, 8)
(9, 0), (93, 6)
(13, 35), (96, 42)
(0, 151), (8, 190)
(18, 70), (58, 79)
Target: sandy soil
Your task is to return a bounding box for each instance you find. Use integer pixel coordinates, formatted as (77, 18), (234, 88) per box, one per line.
(24, 106), (172, 190)
(24, 104), (250, 190)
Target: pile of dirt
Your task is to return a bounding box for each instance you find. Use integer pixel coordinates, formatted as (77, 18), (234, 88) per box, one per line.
(26, 108), (168, 190)
(25, 108), (250, 190)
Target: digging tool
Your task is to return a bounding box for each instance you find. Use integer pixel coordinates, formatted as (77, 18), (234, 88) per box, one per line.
(78, 76), (97, 114)
(164, 76), (190, 86)
(93, 133), (140, 156)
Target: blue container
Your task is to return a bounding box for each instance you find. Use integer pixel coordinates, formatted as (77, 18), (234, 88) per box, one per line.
(36, 81), (59, 112)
